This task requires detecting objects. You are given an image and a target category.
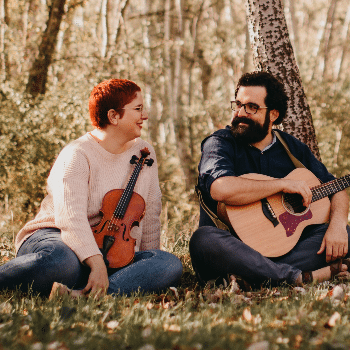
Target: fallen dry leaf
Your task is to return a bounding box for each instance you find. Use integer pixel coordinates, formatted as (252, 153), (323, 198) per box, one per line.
(242, 308), (253, 322)
(146, 302), (154, 310)
(325, 311), (341, 328)
(169, 287), (179, 299)
(330, 285), (345, 301)
(163, 324), (181, 332)
(106, 320), (119, 330)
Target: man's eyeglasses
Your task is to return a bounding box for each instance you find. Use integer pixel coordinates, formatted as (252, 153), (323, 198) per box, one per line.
(231, 101), (268, 115)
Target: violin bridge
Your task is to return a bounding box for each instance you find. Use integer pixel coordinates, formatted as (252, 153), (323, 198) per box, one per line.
(109, 223), (119, 232)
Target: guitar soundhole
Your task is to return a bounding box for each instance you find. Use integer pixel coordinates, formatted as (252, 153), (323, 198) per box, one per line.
(282, 193), (309, 215)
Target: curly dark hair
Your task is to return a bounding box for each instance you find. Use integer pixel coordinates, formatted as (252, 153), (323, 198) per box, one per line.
(235, 71), (288, 125)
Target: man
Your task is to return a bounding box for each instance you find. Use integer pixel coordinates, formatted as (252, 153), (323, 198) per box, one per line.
(190, 71), (350, 288)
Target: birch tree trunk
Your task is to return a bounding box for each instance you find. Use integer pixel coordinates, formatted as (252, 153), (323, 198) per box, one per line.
(19, 0), (33, 74)
(25, 0), (67, 97)
(311, 0), (339, 81)
(284, 0), (300, 63)
(336, 4), (350, 80)
(100, 0), (108, 58)
(245, 0), (320, 160)
(0, 0), (9, 82)
(114, 0), (129, 48)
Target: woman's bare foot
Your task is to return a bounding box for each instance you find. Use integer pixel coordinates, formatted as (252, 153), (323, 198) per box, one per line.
(49, 282), (85, 300)
(296, 261), (350, 285)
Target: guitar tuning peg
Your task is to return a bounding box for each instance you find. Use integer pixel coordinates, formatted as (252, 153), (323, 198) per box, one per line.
(130, 155), (139, 164)
(146, 158), (154, 166)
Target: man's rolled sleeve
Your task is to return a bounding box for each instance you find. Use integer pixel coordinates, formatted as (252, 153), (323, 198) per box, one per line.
(199, 136), (236, 197)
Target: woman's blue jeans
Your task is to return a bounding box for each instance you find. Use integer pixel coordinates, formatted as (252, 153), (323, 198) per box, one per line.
(189, 224), (350, 288)
(0, 228), (183, 297)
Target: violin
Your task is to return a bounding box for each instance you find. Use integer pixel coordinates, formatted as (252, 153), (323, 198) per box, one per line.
(91, 147), (154, 268)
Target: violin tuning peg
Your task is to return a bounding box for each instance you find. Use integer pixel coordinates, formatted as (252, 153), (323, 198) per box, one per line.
(130, 155), (139, 164)
(146, 158), (154, 166)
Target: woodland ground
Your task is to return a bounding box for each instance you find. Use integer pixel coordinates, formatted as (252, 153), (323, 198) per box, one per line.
(1, 219), (350, 350)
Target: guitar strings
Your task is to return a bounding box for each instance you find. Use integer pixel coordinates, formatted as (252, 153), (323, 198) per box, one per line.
(283, 174), (350, 212)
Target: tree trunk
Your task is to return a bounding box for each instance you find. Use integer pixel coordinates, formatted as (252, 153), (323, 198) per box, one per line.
(100, 0), (108, 58)
(321, 0), (338, 80)
(245, 0), (321, 160)
(19, 0), (33, 74)
(336, 4), (350, 80)
(25, 0), (67, 97)
(284, 0), (300, 63)
(0, 0), (9, 82)
(243, 24), (251, 74)
(114, 0), (129, 48)
(311, 0), (339, 82)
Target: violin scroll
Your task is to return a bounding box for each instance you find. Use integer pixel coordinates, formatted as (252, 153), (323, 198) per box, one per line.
(130, 147), (154, 167)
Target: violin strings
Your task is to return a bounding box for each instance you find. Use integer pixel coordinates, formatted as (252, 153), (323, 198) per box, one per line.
(108, 158), (146, 230)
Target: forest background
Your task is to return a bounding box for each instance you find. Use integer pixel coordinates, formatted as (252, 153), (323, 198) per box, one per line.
(1, 0), (350, 257)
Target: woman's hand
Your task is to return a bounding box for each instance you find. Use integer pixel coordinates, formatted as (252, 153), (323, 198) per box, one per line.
(83, 255), (109, 298)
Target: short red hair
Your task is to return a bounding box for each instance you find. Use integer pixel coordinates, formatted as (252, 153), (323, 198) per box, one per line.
(88, 79), (141, 129)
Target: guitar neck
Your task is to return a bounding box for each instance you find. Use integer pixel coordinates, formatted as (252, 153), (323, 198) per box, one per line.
(311, 174), (350, 203)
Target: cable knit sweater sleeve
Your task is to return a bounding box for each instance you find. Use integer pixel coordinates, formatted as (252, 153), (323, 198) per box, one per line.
(139, 147), (162, 251)
(47, 145), (102, 262)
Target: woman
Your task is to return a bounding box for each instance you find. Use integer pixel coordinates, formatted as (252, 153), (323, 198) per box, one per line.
(0, 79), (183, 297)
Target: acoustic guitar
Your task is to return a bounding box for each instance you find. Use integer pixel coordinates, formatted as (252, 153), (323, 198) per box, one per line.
(217, 168), (350, 257)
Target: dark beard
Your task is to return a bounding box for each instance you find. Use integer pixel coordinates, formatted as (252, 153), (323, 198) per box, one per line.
(230, 112), (270, 144)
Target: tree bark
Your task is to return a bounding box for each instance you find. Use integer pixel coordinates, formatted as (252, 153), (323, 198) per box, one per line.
(114, 0), (129, 48)
(321, 0), (339, 80)
(336, 4), (350, 80)
(100, 0), (108, 58)
(0, 0), (9, 82)
(284, 0), (300, 63)
(25, 0), (67, 97)
(245, 0), (321, 160)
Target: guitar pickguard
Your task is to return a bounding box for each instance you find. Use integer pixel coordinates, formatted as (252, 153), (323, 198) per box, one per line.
(279, 210), (313, 237)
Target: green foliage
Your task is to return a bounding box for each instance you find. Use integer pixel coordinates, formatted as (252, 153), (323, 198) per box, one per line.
(0, 83), (90, 227)
(305, 78), (350, 178)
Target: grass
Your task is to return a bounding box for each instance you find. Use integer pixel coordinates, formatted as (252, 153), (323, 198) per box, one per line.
(1, 279), (350, 349)
(2, 211), (350, 349)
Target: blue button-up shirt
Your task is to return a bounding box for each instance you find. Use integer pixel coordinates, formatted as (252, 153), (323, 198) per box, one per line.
(198, 126), (335, 227)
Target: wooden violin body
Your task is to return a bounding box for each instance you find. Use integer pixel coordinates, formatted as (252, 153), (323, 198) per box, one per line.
(91, 148), (153, 268)
(91, 189), (145, 268)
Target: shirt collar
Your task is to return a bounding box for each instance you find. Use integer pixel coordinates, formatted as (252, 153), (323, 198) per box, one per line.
(249, 132), (277, 152)
(262, 132), (277, 152)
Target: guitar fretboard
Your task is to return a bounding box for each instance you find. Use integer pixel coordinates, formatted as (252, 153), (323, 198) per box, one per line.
(311, 174), (350, 202)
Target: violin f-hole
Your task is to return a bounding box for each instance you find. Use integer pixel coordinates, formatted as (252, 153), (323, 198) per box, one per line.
(93, 220), (108, 234)
(121, 224), (129, 241)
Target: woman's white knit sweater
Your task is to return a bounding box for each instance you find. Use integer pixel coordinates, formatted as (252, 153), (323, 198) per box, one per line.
(15, 133), (162, 262)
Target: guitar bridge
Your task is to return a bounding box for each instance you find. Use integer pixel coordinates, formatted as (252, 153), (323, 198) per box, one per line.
(261, 198), (279, 227)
